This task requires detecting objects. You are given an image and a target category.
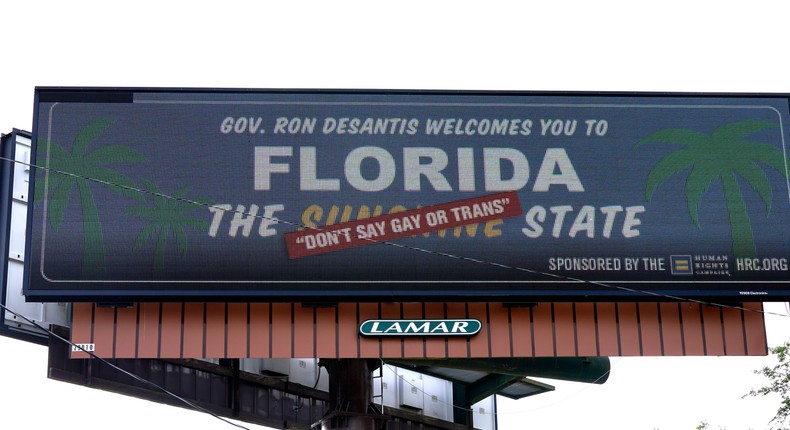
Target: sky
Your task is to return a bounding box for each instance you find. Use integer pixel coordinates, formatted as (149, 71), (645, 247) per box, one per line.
(2, 1), (790, 429)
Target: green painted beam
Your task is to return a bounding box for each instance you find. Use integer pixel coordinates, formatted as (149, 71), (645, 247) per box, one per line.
(466, 373), (523, 405)
(389, 357), (610, 384)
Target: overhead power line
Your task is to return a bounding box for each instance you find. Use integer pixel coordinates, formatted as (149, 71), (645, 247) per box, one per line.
(1, 154), (788, 428)
(0, 301), (251, 430)
(3, 154), (788, 318)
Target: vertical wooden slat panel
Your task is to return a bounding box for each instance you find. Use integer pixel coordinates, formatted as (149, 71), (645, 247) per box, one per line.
(160, 303), (183, 358)
(93, 306), (115, 358)
(70, 303), (94, 359)
(743, 302), (768, 355)
(71, 300), (768, 361)
(358, 303), (379, 358)
(446, 303), (468, 358)
(680, 303), (705, 355)
(468, 303), (489, 358)
(249, 303), (270, 358)
(316, 306), (338, 358)
(532, 303), (554, 357)
(271, 303), (293, 358)
(115, 306), (138, 358)
(574, 303), (597, 356)
(293, 304), (315, 358)
(380, 303), (403, 358)
(182, 303), (205, 358)
(510, 306), (533, 357)
(402, 303), (424, 358)
(721, 306), (746, 356)
(638, 303), (662, 356)
(337, 303), (359, 358)
(137, 303), (160, 358)
(702, 306), (725, 355)
(553, 303), (576, 356)
(596, 303), (619, 356)
(658, 303), (684, 356)
(424, 303), (447, 358)
(205, 303), (226, 358)
(488, 303), (511, 358)
(617, 304), (641, 356)
(226, 303), (248, 358)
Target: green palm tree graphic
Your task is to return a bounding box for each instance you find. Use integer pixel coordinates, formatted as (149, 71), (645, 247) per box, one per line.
(636, 119), (788, 259)
(125, 180), (209, 277)
(37, 118), (145, 277)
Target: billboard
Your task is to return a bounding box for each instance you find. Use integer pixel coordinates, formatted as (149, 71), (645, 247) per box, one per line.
(25, 88), (790, 301)
(1, 129), (68, 341)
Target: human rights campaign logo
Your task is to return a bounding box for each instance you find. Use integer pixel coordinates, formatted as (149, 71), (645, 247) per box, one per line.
(670, 256), (693, 275)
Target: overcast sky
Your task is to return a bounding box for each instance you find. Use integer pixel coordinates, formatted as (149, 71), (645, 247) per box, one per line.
(2, 1), (790, 429)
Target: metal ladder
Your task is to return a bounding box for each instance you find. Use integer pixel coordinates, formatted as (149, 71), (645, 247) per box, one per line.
(371, 359), (385, 413)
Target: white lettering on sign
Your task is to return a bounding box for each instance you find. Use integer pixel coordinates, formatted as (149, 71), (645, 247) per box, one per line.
(71, 343), (95, 353)
(253, 146), (583, 193)
(360, 320), (481, 336)
(208, 204), (285, 238)
(521, 205), (645, 239)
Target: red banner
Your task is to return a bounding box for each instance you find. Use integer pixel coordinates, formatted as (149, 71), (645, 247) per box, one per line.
(285, 191), (521, 258)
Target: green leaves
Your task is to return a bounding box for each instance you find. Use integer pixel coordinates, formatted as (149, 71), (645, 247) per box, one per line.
(636, 128), (711, 148)
(125, 180), (209, 277)
(643, 148), (699, 201)
(734, 162), (774, 215)
(38, 118), (214, 279)
(37, 119), (145, 277)
(683, 160), (718, 229)
(73, 118), (114, 156)
(746, 342), (790, 429)
(637, 119), (787, 259)
(711, 119), (777, 143)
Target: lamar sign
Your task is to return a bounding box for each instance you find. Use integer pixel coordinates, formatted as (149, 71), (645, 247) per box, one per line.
(359, 319), (482, 337)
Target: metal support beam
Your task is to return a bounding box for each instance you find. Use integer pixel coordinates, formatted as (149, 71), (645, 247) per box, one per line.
(315, 359), (389, 430)
(451, 382), (472, 428)
(466, 374), (522, 406)
(219, 358), (241, 417)
(389, 357), (610, 384)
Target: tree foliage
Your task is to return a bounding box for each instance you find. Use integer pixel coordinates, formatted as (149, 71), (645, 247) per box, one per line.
(745, 342), (790, 429)
(636, 119), (785, 259)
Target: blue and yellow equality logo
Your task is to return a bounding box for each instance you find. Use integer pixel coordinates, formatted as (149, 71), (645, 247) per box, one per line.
(670, 255), (693, 275)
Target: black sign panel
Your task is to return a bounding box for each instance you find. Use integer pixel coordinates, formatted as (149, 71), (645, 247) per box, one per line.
(24, 88), (790, 301)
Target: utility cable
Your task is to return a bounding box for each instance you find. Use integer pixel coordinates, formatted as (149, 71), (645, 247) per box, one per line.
(0, 301), (251, 430)
(5, 154), (790, 418)
(4, 150), (789, 424)
(4, 154), (788, 319)
(379, 361), (611, 417)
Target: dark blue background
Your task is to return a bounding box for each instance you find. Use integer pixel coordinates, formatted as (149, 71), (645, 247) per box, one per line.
(25, 90), (790, 300)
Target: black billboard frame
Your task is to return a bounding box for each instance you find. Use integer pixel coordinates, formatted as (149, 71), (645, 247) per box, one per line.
(23, 87), (790, 303)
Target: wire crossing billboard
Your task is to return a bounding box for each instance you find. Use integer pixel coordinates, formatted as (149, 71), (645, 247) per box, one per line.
(24, 88), (790, 301)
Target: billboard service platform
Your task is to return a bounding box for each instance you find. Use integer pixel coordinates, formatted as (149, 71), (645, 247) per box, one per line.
(24, 88), (790, 302)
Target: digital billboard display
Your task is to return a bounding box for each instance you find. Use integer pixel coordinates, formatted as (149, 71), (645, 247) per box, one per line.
(24, 88), (790, 301)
